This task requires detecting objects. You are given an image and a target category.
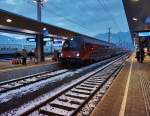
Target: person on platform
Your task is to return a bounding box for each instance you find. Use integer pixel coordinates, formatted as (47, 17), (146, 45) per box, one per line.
(15, 51), (21, 64)
(34, 48), (38, 64)
(139, 48), (145, 63)
(21, 49), (28, 65)
(28, 50), (34, 61)
(136, 48), (140, 62)
(53, 49), (60, 61)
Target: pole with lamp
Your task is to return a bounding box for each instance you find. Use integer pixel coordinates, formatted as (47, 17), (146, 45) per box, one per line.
(33, 0), (48, 62)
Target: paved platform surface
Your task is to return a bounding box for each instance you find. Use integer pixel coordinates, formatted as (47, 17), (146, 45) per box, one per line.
(91, 54), (150, 116)
(0, 57), (53, 71)
(0, 57), (59, 82)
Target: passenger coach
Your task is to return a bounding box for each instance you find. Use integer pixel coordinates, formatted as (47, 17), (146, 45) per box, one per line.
(60, 35), (123, 64)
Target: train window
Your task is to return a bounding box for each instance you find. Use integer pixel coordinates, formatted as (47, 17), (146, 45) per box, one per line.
(63, 41), (69, 48)
(62, 38), (82, 50)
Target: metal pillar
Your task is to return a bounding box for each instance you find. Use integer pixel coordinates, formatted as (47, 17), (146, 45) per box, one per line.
(108, 27), (111, 43)
(36, 34), (44, 62)
(37, 0), (42, 21)
(34, 0), (45, 62)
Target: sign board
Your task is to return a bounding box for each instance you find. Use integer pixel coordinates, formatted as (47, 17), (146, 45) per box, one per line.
(53, 40), (63, 44)
(27, 38), (35, 42)
(138, 32), (150, 37)
(44, 38), (51, 41)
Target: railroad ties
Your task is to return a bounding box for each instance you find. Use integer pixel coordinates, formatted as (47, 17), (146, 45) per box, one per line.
(0, 70), (68, 93)
(37, 59), (124, 116)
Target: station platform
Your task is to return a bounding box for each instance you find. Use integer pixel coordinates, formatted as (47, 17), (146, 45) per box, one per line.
(0, 57), (59, 82)
(0, 57), (52, 71)
(91, 54), (150, 116)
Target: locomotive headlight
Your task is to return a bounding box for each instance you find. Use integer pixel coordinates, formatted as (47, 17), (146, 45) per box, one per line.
(76, 53), (80, 57)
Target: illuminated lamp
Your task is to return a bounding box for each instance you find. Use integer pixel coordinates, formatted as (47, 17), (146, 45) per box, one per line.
(131, 0), (140, 2)
(132, 17), (138, 21)
(6, 19), (12, 23)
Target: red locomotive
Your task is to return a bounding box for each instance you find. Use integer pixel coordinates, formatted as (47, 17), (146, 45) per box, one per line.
(60, 35), (124, 64)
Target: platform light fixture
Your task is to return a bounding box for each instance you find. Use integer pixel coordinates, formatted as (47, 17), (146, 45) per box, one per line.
(70, 38), (74, 40)
(43, 27), (47, 30)
(6, 18), (12, 23)
(132, 17), (138, 21)
(33, 0), (48, 3)
(131, 0), (140, 2)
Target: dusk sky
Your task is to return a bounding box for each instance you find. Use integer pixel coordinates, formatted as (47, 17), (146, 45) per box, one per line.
(0, 0), (129, 37)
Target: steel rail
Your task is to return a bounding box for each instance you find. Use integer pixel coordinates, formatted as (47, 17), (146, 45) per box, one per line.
(20, 54), (128, 116)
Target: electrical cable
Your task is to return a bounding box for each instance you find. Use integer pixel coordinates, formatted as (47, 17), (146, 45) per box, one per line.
(23, 0), (90, 32)
(96, 0), (123, 47)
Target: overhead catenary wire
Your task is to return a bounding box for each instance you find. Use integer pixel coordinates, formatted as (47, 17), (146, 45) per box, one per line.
(96, 0), (122, 32)
(24, 0), (126, 48)
(23, 0), (90, 32)
(101, 0), (122, 32)
(44, 5), (90, 32)
(102, 0), (125, 47)
(96, 0), (124, 47)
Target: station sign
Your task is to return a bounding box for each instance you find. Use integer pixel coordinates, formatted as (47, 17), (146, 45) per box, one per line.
(53, 40), (63, 44)
(26, 38), (36, 42)
(138, 31), (150, 37)
(43, 38), (51, 41)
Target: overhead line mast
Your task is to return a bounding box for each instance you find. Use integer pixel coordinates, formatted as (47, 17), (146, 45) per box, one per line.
(33, 0), (47, 21)
(108, 27), (111, 43)
(32, 0), (47, 62)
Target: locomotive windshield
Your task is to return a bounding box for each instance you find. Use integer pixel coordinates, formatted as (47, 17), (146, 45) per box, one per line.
(62, 37), (82, 51)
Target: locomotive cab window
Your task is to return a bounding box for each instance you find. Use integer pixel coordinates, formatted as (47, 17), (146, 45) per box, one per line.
(62, 37), (82, 51)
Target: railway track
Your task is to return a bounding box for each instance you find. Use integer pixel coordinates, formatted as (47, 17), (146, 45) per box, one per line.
(20, 55), (127, 116)
(0, 55), (122, 94)
(0, 69), (69, 93)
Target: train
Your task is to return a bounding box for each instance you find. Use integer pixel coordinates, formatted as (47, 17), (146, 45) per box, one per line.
(60, 35), (126, 64)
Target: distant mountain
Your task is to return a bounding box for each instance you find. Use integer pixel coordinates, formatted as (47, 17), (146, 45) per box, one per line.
(95, 32), (133, 50)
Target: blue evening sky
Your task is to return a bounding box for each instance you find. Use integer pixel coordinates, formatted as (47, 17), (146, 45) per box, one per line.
(0, 0), (129, 37)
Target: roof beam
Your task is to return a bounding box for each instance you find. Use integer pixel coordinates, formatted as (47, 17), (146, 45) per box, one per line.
(0, 9), (77, 37)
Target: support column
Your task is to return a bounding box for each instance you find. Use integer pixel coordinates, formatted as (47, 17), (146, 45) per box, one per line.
(36, 34), (44, 63)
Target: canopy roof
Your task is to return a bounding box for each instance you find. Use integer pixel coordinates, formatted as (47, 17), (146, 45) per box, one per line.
(123, 0), (150, 37)
(0, 9), (78, 37)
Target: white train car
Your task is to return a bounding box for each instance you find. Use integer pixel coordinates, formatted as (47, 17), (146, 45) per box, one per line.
(0, 44), (22, 55)
(0, 40), (64, 58)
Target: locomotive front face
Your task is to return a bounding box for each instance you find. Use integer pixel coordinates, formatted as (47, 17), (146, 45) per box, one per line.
(61, 37), (81, 58)
(60, 37), (83, 63)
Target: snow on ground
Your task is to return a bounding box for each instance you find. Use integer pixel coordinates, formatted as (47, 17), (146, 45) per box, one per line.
(0, 60), (106, 104)
(0, 69), (70, 103)
(1, 59), (113, 115)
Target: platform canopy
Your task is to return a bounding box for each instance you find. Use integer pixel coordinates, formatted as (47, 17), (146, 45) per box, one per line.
(0, 9), (80, 37)
(123, 0), (150, 36)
